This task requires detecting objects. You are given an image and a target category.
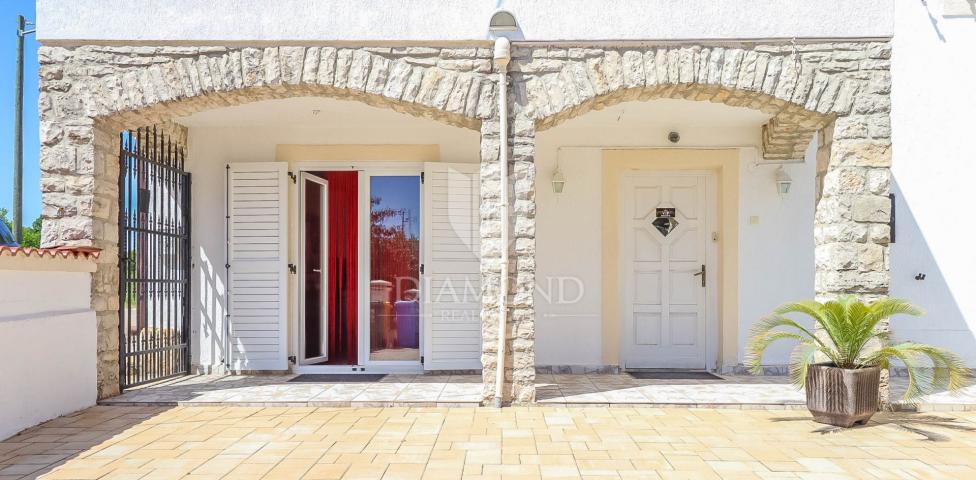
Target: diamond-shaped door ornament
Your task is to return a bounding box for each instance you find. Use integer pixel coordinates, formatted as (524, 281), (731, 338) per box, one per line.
(651, 216), (679, 237)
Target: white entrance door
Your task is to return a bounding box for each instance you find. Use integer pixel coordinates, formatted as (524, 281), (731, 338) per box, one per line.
(620, 172), (714, 369)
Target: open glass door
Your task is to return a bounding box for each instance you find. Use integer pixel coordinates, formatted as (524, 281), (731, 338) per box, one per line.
(300, 173), (329, 364)
(368, 175), (422, 362)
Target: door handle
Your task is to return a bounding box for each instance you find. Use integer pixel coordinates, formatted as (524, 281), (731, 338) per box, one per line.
(692, 264), (705, 287)
(312, 268), (322, 273)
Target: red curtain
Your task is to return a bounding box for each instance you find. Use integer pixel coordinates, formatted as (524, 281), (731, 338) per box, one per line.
(321, 171), (358, 364)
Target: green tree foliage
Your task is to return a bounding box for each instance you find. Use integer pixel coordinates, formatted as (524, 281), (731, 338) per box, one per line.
(0, 207), (42, 248)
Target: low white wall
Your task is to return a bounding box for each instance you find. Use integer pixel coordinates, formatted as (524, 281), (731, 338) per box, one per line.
(0, 260), (97, 441)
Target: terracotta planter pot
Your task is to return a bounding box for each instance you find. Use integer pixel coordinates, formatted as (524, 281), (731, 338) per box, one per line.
(805, 364), (880, 428)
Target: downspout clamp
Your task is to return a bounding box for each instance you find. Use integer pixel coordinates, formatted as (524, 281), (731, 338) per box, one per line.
(492, 36), (511, 408)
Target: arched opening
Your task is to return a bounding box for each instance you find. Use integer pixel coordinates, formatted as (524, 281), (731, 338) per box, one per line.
(169, 96), (480, 374)
(532, 97), (821, 377)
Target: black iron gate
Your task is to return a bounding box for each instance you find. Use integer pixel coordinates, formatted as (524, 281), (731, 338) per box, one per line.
(118, 127), (191, 390)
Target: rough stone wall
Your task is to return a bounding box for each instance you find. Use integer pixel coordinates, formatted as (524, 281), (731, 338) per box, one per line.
(38, 44), (496, 399)
(478, 115), (538, 405)
(506, 41), (893, 398)
(40, 40), (892, 404)
(512, 43), (890, 161)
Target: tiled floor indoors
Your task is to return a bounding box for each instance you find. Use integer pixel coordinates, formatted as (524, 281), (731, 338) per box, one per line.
(2, 405), (976, 480)
(100, 373), (976, 411)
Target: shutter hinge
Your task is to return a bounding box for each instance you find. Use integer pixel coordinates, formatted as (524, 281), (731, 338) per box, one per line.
(420, 172), (425, 184)
(420, 263), (425, 275)
(421, 356), (424, 365)
(288, 264), (297, 274)
(288, 171), (297, 183)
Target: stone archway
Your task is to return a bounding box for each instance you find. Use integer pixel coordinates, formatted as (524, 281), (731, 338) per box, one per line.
(38, 44), (497, 398)
(479, 41), (893, 404)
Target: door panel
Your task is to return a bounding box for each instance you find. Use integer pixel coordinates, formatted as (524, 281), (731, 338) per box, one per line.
(301, 173), (329, 364)
(621, 173), (710, 369)
(422, 162), (482, 370)
(368, 175), (422, 362)
(227, 162), (289, 371)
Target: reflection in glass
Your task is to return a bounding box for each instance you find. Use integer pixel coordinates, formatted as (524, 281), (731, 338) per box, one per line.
(652, 216), (679, 237)
(369, 176), (421, 361)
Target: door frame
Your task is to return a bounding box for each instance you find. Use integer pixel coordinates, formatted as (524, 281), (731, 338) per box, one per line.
(298, 172), (329, 365)
(290, 161), (426, 373)
(617, 169), (719, 370)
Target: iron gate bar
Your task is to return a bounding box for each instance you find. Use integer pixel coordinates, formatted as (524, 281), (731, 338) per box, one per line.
(118, 126), (191, 390)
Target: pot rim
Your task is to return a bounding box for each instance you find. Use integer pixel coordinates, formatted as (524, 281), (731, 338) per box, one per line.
(809, 363), (882, 372)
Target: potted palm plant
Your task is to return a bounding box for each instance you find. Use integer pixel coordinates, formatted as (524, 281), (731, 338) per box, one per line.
(746, 296), (968, 427)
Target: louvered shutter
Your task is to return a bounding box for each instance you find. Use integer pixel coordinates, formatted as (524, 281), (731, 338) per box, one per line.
(423, 162), (482, 370)
(226, 162), (289, 370)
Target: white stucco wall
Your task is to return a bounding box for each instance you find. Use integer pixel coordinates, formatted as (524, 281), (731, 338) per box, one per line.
(182, 97), (479, 369)
(183, 97), (824, 371)
(889, 0), (976, 364)
(534, 100), (816, 368)
(0, 260), (97, 441)
(37, 0), (892, 43)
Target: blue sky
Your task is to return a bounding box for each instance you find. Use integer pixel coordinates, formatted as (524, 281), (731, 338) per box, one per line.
(0, 0), (39, 224)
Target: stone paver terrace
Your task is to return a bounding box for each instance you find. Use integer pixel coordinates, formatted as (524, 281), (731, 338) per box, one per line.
(100, 374), (976, 412)
(2, 406), (976, 480)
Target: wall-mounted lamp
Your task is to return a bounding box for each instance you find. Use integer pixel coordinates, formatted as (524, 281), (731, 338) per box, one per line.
(489, 10), (518, 33)
(551, 167), (566, 194)
(775, 166), (793, 197)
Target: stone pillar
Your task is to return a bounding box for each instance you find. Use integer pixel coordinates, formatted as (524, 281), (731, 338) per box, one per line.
(814, 63), (893, 403)
(38, 116), (122, 399)
(479, 119), (503, 403)
(510, 116), (537, 404)
(39, 46), (126, 399)
(479, 113), (537, 405)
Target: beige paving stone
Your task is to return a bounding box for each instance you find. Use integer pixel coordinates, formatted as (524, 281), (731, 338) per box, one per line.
(0, 406), (973, 479)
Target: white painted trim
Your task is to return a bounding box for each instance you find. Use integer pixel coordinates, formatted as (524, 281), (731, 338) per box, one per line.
(618, 170), (719, 370)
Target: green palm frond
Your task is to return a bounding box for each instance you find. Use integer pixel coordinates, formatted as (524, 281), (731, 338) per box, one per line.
(776, 300), (849, 363)
(788, 342), (819, 389)
(861, 342), (968, 403)
(746, 296), (969, 399)
(745, 330), (816, 375)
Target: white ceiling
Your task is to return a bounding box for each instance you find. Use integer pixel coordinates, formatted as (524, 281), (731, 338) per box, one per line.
(178, 96), (772, 131)
(176, 96), (462, 129)
(554, 99), (773, 130)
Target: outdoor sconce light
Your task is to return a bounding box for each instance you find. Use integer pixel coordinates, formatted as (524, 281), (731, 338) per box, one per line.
(489, 10), (518, 33)
(551, 167), (567, 194)
(775, 166), (793, 196)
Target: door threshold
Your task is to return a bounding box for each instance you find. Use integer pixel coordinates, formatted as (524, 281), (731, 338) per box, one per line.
(293, 364), (424, 375)
(625, 368), (714, 373)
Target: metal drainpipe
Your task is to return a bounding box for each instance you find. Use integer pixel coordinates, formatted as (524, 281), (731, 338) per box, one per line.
(492, 37), (511, 408)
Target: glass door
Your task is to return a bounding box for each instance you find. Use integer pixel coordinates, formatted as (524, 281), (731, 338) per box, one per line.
(300, 173), (329, 364)
(367, 175), (422, 362)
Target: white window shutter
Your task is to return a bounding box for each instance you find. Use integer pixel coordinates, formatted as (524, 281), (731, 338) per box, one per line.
(423, 162), (482, 370)
(226, 162), (289, 371)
